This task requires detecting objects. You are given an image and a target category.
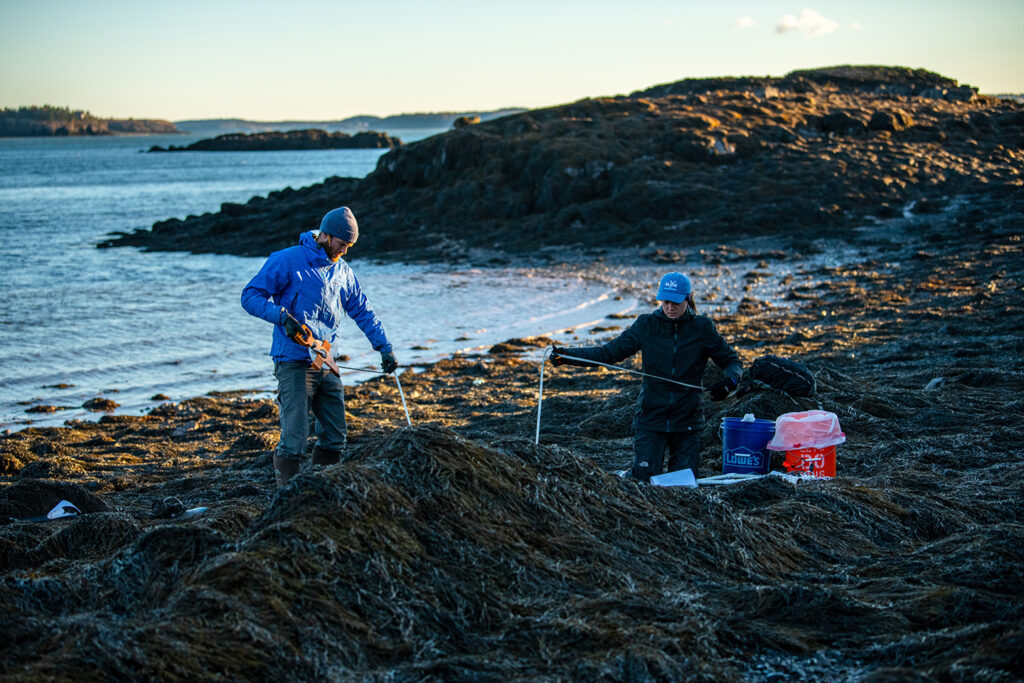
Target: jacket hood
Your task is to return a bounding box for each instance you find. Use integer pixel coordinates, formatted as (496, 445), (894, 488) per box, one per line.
(299, 231), (333, 267)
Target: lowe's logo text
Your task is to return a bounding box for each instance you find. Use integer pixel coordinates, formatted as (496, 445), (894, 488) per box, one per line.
(725, 448), (763, 466)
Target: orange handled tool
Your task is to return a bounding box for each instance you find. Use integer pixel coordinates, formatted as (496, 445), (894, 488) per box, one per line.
(292, 324), (341, 377)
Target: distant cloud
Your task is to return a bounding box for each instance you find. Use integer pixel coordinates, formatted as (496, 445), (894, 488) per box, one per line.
(733, 16), (755, 28)
(775, 8), (839, 37)
(850, 21), (863, 30)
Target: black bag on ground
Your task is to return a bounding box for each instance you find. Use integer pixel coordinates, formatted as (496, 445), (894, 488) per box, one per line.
(735, 355), (815, 398)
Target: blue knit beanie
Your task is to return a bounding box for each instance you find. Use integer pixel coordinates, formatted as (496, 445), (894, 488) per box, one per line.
(319, 207), (359, 243)
(656, 272), (691, 303)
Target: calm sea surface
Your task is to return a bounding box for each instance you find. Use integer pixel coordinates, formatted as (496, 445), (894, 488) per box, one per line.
(0, 132), (636, 430)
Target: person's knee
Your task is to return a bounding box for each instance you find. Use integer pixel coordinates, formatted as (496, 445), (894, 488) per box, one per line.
(670, 453), (699, 473)
(632, 431), (667, 481)
(312, 376), (346, 426)
(277, 414), (309, 457)
(630, 457), (658, 482)
(276, 365), (314, 453)
(667, 433), (702, 473)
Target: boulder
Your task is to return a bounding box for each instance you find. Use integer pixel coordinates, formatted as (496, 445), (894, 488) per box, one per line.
(83, 397), (120, 411)
(820, 111), (867, 134)
(869, 109), (914, 132)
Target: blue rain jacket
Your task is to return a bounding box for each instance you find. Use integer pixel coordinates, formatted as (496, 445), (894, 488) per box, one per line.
(241, 231), (392, 363)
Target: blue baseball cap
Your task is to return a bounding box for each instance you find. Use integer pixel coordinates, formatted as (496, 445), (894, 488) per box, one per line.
(656, 272), (691, 303)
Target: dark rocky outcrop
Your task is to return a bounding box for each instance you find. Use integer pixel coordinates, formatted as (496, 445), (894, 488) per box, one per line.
(631, 65), (978, 102)
(149, 128), (401, 152)
(100, 66), (1023, 261)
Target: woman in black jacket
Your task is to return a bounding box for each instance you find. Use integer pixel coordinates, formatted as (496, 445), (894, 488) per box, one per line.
(551, 272), (741, 481)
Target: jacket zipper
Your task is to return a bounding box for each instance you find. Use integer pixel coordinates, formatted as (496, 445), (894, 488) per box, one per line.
(668, 320), (677, 431)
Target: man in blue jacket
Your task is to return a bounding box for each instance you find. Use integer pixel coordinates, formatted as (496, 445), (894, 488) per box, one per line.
(551, 272), (741, 481)
(241, 206), (397, 486)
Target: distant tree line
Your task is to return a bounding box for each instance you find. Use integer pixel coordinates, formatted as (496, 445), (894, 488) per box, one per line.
(0, 105), (94, 122)
(0, 106), (179, 136)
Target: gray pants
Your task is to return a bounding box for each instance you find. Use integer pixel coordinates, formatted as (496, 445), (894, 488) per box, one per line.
(274, 361), (347, 460)
(632, 428), (701, 481)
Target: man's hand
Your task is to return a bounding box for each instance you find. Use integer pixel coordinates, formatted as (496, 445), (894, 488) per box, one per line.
(280, 309), (311, 345)
(708, 376), (737, 401)
(380, 349), (398, 374)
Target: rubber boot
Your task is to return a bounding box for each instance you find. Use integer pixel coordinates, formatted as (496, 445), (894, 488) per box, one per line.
(311, 445), (342, 467)
(273, 454), (301, 487)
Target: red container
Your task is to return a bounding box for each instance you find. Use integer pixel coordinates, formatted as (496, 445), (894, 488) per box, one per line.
(782, 445), (836, 478)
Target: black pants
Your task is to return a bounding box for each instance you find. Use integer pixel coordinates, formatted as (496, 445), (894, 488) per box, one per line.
(632, 428), (701, 481)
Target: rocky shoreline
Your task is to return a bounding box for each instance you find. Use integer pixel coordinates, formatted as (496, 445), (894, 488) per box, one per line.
(4, 191), (1023, 678)
(100, 66), (1023, 263)
(148, 128), (401, 152)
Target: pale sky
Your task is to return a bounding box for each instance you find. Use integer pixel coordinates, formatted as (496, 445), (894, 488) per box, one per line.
(1, 0), (1021, 121)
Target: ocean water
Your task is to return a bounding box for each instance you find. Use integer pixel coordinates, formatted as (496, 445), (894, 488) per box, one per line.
(0, 133), (637, 430)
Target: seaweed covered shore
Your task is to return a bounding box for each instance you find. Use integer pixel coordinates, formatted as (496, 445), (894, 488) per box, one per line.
(4, 195), (1023, 679)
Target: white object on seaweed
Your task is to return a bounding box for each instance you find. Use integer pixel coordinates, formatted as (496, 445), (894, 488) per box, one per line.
(650, 469), (698, 487)
(46, 500), (81, 520)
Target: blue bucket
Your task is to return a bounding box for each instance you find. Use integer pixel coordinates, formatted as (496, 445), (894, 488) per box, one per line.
(720, 417), (776, 475)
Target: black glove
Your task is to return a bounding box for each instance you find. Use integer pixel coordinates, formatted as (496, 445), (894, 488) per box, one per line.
(708, 376), (738, 401)
(380, 349), (398, 374)
(550, 346), (591, 367)
(280, 309), (310, 344)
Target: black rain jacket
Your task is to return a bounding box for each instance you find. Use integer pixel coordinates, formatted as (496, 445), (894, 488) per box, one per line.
(568, 308), (742, 432)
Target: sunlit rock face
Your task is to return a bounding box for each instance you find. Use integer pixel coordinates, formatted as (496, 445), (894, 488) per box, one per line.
(104, 65), (1021, 266)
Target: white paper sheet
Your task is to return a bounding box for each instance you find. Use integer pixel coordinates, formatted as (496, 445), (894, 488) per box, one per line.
(650, 469), (698, 487)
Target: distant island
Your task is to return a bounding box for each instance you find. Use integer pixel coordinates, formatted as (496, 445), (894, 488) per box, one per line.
(174, 109), (526, 137)
(149, 129), (401, 152)
(0, 105), (179, 137)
